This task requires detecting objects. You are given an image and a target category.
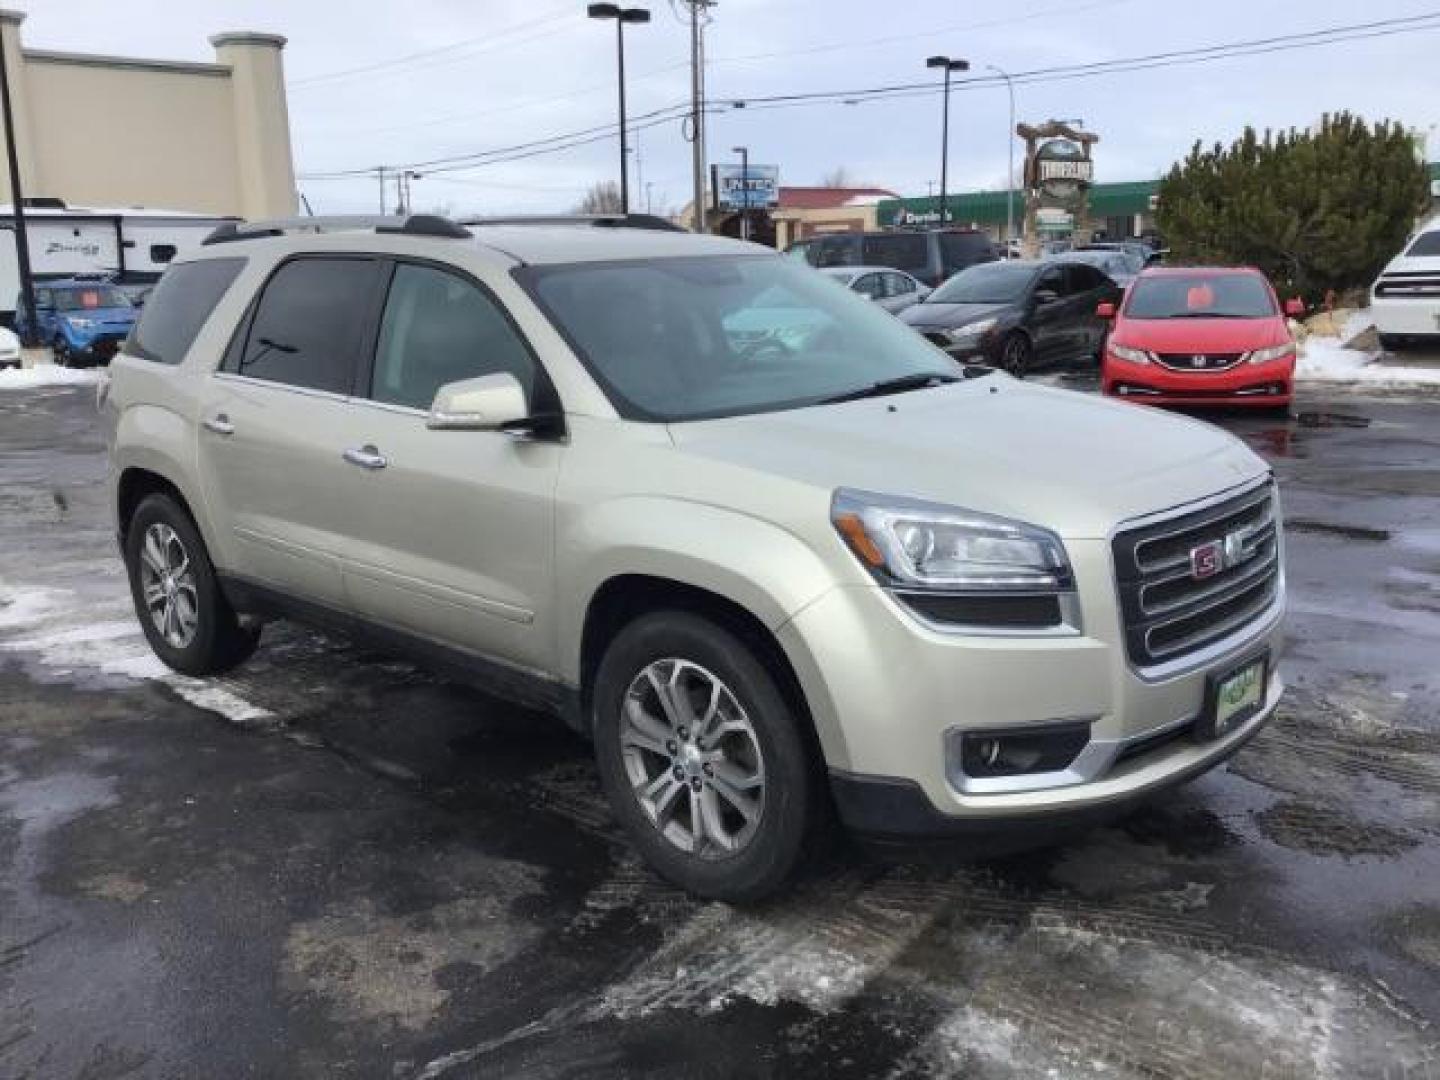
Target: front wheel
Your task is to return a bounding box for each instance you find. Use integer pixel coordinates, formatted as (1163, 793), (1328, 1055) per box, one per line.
(124, 493), (260, 676)
(999, 332), (1032, 377)
(592, 611), (816, 902)
(51, 336), (70, 367)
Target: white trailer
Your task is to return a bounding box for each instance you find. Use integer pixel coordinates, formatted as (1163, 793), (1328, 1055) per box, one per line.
(0, 203), (233, 322)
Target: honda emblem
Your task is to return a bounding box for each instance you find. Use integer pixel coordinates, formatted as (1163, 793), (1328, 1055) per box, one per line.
(1191, 355), (1206, 368)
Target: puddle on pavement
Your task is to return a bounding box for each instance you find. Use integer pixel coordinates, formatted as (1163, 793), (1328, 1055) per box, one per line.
(1295, 410), (1373, 429)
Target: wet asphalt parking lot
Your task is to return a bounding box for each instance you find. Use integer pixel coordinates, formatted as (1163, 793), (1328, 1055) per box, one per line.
(2, 380), (1439, 1079)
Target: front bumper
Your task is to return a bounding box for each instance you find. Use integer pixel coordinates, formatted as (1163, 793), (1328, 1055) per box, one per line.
(777, 539), (1285, 836)
(1102, 355), (1293, 406)
(1371, 296), (1440, 337)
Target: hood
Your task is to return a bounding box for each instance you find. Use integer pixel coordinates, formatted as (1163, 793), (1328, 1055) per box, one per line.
(1113, 315), (1286, 353)
(62, 306), (135, 325)
(900, 301), (1012, 329)
(669, 378), (1266, 539)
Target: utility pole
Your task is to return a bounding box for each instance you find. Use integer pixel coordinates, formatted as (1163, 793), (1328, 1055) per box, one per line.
(987, 65), (1017, 246)
(733, 145), (749, 241)
(926, 55), (969, 227)
(686, 0), (715, 233)
(0, 29), (37, 347)
(375, 165), (387, 214)
(589, 5), (650, 215)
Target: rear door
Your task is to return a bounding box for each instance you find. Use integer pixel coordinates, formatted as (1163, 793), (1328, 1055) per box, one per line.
(1067, 264), (1117, 362)
(194, 254), (386, 609)
(332, 259), (563, 672)
(1027, 265), (1073, 364)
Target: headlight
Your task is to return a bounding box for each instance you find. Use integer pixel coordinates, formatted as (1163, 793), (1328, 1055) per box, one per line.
(1245, 342), (1296, 365)
(66, 317), (98, 330)
(831, 489), (1072, 592)
(1108, 343), (1152, 365)
(949, 317), (997, 341)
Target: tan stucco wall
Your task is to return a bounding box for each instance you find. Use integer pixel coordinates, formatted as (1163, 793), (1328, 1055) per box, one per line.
(773, 205), (882, 248)
(0, 11), (296, 218)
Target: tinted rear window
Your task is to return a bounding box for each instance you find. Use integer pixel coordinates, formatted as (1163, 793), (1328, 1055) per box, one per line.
(862, 233), (928, 272)
(1405, 231), (1440, 257)
(939, 232), (994, 272)
(129, 258), (245, 365)
(238, 257), (379, 393)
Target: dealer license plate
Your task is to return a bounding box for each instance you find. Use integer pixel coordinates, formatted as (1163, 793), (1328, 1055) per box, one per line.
(1202, 655), (1267, 740)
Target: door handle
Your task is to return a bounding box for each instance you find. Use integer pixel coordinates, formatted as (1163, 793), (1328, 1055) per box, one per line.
(343, 444), (388, 470)
(203, 413), (234, 436)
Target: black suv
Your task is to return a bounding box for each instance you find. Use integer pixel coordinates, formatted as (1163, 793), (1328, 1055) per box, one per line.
(789, 229), (996, 287)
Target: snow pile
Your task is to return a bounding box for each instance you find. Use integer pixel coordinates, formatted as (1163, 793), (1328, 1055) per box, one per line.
(0, 363), (100, 390)
(1295, 314), (1440, 388)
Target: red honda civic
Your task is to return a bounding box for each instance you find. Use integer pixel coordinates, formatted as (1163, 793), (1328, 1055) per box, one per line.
(1100, 267), (1304, 410)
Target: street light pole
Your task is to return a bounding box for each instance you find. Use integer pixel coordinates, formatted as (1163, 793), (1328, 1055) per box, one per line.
(986, 65), (1016, 246)
(589, 4), (651, 215)
(0, 27), (36, 346)
(926, 55), (969, 227)
(732, 145), (748, 241)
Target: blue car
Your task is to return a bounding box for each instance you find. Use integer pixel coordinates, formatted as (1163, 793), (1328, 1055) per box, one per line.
(14, 276), (137, 366)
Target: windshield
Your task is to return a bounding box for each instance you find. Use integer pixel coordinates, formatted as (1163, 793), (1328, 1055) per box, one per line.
(1124, 274), (1276, 319)
(520, 255), (958, 421)
(1405, 231), (1440, 257)
(928, 262), (1036, 305)
(54, 286), (131, 312)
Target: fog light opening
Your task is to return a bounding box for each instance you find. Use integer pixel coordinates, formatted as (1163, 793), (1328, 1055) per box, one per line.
(956, 721), (1092, 780)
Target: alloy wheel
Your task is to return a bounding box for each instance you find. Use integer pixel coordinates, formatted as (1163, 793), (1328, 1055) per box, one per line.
(138, 522), (200, 649)
(619, 658), (766, 859)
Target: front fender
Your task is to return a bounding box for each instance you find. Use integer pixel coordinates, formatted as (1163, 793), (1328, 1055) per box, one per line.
(557, 496), (842, 684)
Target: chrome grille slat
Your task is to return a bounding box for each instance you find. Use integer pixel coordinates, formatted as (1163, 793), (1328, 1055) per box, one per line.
(1112, 480), (1282, 668)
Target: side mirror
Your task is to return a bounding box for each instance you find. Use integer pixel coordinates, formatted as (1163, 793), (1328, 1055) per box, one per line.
(1096, 301), (1116, 319)
(427, 372), (528, 431)
(1284, 298), (1305, 318)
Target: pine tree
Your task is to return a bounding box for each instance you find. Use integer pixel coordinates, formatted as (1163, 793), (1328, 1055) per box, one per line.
(1156, 113), (1429, 301)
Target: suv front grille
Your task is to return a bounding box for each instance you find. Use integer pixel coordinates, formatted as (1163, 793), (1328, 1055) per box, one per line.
(1375, 271), (1440, 299)
(1112, 481), (1280, 668)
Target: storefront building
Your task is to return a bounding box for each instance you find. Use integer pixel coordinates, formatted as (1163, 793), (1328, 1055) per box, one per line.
(877, 180), (1158, 244)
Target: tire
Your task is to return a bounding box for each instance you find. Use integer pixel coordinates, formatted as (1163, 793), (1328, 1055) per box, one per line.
(592, 611), (815, 902)
(999, 332), (1032, 377)
(124, 493), (259, 677)
(51, 336), (70, 367)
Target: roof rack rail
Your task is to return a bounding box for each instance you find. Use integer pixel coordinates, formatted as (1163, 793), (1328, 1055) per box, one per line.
(201, 213), (472, 246)
(459, 213), (685, 233)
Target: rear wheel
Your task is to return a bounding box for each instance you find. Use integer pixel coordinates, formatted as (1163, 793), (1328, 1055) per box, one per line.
(124, 493), (259, 676)
(1000, 332), (1031, 377)
(592, 611), (815, 902)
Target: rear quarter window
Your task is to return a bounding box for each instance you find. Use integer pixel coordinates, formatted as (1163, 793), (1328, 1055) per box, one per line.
(862, 233), (928, 273)
(129, 258), (247, 365)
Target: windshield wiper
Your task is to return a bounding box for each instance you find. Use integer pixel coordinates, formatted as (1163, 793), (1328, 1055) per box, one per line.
(818, 372), (960, 405)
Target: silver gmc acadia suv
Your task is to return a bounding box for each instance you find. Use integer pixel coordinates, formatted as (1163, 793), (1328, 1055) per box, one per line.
(102, 214), (1285, 901)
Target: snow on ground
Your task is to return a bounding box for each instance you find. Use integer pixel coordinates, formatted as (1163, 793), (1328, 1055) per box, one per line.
(1296, 314), (1440, 388)
(0, 363), (100, 391)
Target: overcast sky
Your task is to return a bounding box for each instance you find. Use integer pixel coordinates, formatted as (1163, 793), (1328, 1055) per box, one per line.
(23, 0), (1440, 216)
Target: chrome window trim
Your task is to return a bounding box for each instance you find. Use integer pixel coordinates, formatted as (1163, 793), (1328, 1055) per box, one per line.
(211, 370), (351, 403)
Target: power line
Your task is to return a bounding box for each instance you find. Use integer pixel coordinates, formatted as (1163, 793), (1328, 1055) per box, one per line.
(288, 5), (575, 89)
(296, 13), (1440, 179)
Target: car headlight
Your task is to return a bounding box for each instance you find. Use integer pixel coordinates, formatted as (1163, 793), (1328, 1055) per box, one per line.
(832, 488), (1072, 591)
(949, 317), (997, 341)
(1108, 343), (1152, 365)
(1244, 342), (1296, 365)
(65, 317), (98, 330)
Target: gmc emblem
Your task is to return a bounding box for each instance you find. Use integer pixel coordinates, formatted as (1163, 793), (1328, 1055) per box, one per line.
(1190, 526), (1257, 580)
(1190, 540), (1222, 580)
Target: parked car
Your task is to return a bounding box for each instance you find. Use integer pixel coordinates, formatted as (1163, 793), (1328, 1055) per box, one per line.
(788, 228), (996, 287)
(14, 275), (137, 366)
(1052, 248), (1144, 289)
(818, 265), (931, 313)
(1076, 241), (1161, 266)
(0, 325), (19, 369)
(899, 259), (1120, 375)
(105, 214), (1284, 901)
(1100, 266), (1303, 410)
(1370, 219), (1440, 351)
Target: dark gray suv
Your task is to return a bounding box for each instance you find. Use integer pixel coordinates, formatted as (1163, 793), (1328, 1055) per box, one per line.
(789, 229), (997, 287)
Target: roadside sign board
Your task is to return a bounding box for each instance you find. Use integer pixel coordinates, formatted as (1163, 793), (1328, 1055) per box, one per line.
(712, 164), (779, 210)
